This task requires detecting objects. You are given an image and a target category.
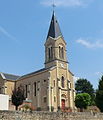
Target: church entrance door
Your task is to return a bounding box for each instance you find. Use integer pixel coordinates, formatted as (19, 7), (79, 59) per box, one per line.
(61, 99), (65, 110)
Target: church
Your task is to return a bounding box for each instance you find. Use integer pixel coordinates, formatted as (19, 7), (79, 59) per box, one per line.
(0, 11), (75, 112)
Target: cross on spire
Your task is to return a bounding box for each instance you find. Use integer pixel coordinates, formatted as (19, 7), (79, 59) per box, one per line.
(52, 0), (56, 11)
(52, 3), (56, 11)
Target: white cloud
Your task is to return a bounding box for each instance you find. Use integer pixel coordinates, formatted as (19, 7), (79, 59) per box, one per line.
(95, 72), (103, 77)
(73, 76), (79, 81)
(0, 26), (16, 40)
(41, 0), (92, 7)
(76, 38), (103, 48)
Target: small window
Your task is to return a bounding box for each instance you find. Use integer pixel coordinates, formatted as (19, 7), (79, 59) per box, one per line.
(44, 97), (47, 103)
(34, 82), (36, 96)
(61, 76), (65, 88)
(25, 85), (28, 98)
(59, 46), (61, 58)
(44, 80), (46, 82)
(70, 83), (72, 88)
(54, 80), (55, 87)
(54, 96), (56, 102)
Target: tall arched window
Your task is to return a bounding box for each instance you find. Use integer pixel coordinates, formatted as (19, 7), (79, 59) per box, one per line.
(51, 47), (53, 59)
(48, 46), (53, 60)
(61, 47), (64, 59)
(61, 76), (65, 88)
(48, 48), (51, 60)
(59, 46), (61, 58)
(59, 46), (64, 59)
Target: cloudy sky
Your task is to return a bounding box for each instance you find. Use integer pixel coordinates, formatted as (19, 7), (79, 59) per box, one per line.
(0, 0), (103, 89)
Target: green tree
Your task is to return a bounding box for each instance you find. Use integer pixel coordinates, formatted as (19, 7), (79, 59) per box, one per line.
(75, 93), (91, 111)
(12, 87), (25, 110)
(75, 78), (95, 105)
(96, 75), (103, 112)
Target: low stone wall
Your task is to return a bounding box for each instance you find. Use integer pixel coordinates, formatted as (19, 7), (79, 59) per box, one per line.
(0, 111), (103, 120)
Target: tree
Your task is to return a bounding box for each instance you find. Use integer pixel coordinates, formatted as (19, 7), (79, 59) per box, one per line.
(96, 75), (103, 112)
(75, 78), (95, 105)
(75, 93), (91, 111)
(12, 87), (25, 110)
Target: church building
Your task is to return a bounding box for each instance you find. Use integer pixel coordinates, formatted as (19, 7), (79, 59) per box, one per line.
(16, 11), (76, 112)
(0, 11), (75, 111)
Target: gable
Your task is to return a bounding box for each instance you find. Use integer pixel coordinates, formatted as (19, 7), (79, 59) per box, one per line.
(55, 37), (66, 46)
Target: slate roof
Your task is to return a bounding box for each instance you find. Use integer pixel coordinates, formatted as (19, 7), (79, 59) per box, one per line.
(0, 68), (49, 81)
(47, 11), (63, 39)
(19, 68), (48, 79)
(0, 72), (20, 81)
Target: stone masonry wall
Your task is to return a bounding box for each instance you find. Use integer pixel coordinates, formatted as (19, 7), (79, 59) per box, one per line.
(0, 111), (103, 120)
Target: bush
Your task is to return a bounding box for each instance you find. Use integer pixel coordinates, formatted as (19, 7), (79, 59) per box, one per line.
(75, 93), (91, 111)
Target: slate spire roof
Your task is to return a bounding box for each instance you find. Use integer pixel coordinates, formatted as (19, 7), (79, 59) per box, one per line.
(47, 11), (63, 39)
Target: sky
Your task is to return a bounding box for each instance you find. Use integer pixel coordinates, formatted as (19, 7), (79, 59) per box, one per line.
(0, 0), (103, 89)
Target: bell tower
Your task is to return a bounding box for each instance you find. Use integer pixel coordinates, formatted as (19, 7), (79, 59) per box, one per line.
(45, 11), (68, 69)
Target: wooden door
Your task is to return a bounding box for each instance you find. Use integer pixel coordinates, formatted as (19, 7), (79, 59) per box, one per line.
(61, 99), (65, 110)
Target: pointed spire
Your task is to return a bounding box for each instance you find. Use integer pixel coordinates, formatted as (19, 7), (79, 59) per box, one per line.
(47, 11), (63, 39)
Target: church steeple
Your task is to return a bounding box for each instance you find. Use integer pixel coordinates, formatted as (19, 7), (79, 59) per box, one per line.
(45, 11), (68, 69)
(47, 11), (63, 39)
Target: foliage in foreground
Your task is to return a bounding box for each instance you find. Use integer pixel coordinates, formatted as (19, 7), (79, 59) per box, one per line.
(96, 76), (103, 112)
(75, 78), (95, 105)
(75, 93), (91, 111)
(12, 87), (25, 110)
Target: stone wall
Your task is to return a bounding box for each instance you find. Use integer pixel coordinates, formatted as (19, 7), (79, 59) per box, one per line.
(0, 111), (103, 120)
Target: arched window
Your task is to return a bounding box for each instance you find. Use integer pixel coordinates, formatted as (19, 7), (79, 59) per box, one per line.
(51, 47), (53, 59)
(59, 46), (64, 59)
(61, 76), (65, 88)
(48, 48), (51, 60)
(54, 96), (56, 102)
(48, 46), (53, 60)
(61, 47), (64, 59)
(54, 80), (55, 87)
(59, 46), (61, 58)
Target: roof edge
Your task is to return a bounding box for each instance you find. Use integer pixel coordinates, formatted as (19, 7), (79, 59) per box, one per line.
(0, 72), (6, 79)
(17, 67), (51, 81)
